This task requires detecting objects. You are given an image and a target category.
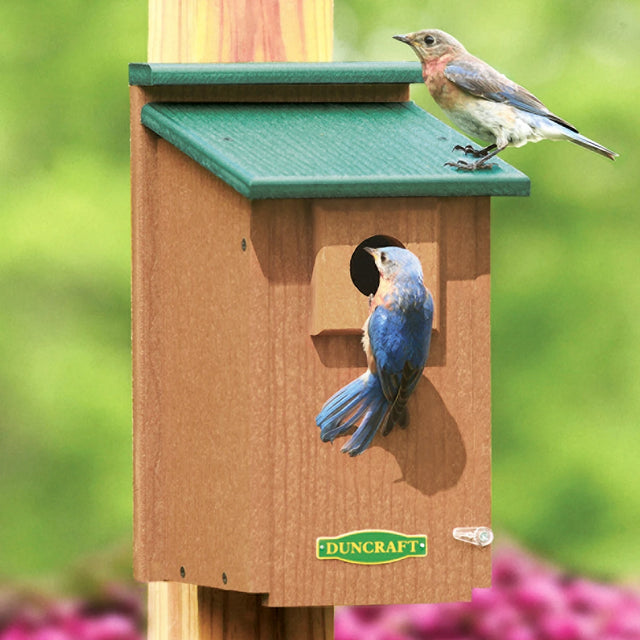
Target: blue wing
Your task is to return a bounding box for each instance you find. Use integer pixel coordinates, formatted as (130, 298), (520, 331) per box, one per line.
(367, 293), (433, 411)
(444, 57), (578, 133)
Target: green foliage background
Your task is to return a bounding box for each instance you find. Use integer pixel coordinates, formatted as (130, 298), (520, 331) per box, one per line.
(1, 0), (638, 584)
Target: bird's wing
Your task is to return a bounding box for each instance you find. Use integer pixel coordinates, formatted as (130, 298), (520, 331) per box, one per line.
(367, 307), (424, 404)
(384, 361), (422, 433)
(444, 57), (578, 132)
(367, 306), (401, 402)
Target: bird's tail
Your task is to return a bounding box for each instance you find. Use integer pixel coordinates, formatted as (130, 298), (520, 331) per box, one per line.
(316, 372), (390, 457)
(563, 130), (618, 160)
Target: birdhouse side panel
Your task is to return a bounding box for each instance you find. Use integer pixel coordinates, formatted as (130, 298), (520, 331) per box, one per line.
(132, 140), (271, 593)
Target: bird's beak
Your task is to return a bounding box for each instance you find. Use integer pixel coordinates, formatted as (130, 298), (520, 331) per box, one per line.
(393, 34), (411, 44)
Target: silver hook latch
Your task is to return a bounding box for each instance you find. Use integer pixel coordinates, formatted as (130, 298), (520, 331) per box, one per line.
(452, 526), (494, 547)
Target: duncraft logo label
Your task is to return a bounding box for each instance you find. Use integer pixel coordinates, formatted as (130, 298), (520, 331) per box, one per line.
(316, 530), (427, 565)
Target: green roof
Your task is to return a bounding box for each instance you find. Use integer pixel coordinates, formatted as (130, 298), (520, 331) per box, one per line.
(141, 101), (530, 199)
(129, 61), (424, 85)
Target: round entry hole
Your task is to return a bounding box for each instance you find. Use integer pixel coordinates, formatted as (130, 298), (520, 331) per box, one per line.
(350, 235), (405, 296)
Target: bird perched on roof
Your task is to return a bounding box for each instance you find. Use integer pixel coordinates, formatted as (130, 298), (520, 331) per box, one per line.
(316, 246), (433, 456)
(393, 29), (617, 170)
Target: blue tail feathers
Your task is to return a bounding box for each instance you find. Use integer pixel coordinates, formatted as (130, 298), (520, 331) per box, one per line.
(316, 372), (390, 457)
(563, 129), (618, 160)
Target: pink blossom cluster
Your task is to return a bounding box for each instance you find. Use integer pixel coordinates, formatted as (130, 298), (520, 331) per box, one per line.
(336, 546), (640, 640)
(0, 586), (144, 640)
(2, 547), (640, 640)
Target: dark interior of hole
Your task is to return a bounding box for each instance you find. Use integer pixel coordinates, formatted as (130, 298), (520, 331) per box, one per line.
(350, 235), (405, 296)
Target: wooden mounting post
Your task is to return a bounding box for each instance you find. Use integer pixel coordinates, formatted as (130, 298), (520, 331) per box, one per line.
(144, 1), (334, 638)
(148, 0), (333, 63)
(148, 584), (333, 640)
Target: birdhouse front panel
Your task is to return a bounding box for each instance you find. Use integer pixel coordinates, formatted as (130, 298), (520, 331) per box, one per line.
(251, 194), (492, 607)
(130, 63), (528, 607)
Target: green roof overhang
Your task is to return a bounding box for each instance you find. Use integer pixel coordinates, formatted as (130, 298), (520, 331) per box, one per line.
(131, 63), (530, 199)
(129, 61), (425, 85)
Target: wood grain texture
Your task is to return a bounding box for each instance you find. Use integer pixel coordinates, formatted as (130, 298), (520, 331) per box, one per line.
(133, 140), (492, 606)
(310, 198), (442, 336)
(148, 0), (333, 63)
(133, 139), (269, 591)
(148, 583), (333, 640)
(132, 89), (492, 608)
(132, 83), (410, 106)
(252, 195), (491, 606)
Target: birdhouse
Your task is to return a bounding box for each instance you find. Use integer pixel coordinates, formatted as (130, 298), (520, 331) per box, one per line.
(129, 62), (529, 607)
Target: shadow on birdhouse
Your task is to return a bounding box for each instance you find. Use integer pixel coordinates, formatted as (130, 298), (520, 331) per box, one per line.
(130, 62), (529, 607)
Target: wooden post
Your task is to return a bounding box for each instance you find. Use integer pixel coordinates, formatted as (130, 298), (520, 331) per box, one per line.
(148, 0), (333, 63)
(144, 1), (334, 638)
(148, 583), (333, 640)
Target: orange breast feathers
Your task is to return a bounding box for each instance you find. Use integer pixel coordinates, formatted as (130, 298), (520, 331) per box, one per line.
(423, 56), (461, 110)
(369, 278), (395, 312)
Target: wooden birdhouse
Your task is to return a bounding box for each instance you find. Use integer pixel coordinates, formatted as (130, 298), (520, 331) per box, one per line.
(130, 62), (529, 608)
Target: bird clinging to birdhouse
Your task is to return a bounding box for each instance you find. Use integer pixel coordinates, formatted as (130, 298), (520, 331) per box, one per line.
(316, 246), (434, 456)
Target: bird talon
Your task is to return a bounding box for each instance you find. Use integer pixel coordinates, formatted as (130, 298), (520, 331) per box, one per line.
(444, 160), (471, 170)
(445, 160), (496, 172)
(453, 144), (484, 157)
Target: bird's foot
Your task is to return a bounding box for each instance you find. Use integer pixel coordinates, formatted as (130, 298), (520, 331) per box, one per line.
(453, 144), (487, 157)
(445, 159), (495, 171)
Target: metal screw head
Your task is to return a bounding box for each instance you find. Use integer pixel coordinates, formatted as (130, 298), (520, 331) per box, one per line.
(241, 238), (247, 251)
(222, 572), (228, 585)
(180, 566), (186, 578)
(476, 528), (494, 546)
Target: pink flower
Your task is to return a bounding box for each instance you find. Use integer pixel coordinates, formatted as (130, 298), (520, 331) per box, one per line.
(31, 627), (70, 640)
(604, 602), (640, 636)
(68, 613), (139, 640)
(334, 545), (640, 640)
(511, 573), (566, 614)
(0, 623), (30, 640)
(565, 578), (623, 614)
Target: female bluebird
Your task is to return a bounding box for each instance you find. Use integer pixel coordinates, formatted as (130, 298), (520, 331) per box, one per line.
(316, 247), (433, 456)
(394, 29), (618, 170)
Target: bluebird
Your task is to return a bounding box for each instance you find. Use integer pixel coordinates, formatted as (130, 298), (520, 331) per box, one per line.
(393, 29), (618, 170)
(316, 247), (434, 456)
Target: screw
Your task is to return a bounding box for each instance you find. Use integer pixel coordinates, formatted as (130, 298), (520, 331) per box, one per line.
(222, 572), (228, 585)
(476, 528), (494, 546)
(180, 566), (186, 578)
(452, 526), (494, 547)
(241, 238), (247, 251)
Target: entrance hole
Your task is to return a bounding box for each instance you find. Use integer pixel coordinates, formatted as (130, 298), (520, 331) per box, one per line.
(349, 234), (405, 296)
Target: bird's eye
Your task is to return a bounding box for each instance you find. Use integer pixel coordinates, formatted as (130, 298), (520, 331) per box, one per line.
(380, 251), (388, 263)
(424, 34), (435, 46)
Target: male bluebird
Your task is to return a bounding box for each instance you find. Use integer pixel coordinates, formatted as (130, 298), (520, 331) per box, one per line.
(394, 29), (618, 170)
(316, 247), (433, 456)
